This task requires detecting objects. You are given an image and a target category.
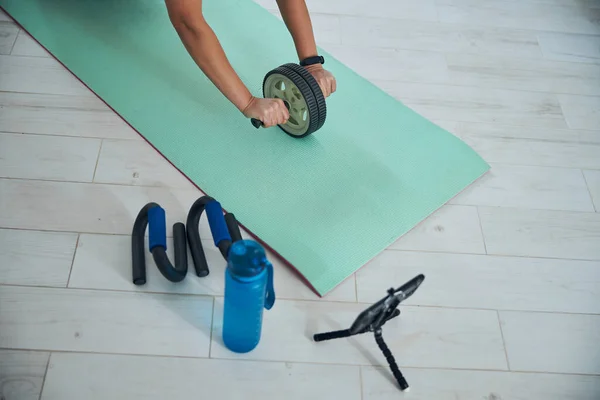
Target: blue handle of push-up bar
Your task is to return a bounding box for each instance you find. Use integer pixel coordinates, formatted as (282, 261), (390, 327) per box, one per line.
(148, 205), (167, 251)
(206, 200), (231, 248)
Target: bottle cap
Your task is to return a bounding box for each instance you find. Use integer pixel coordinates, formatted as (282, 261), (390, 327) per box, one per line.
(228, 240), (268, 277)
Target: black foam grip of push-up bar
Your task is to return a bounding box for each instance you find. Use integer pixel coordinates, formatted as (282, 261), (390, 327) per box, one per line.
(185, 196), (214, 277)
(225, 213), (243, 243)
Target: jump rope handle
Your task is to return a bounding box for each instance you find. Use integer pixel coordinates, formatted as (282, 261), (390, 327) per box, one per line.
(313, 329), (352, 342)
(251, 118), (263, 128)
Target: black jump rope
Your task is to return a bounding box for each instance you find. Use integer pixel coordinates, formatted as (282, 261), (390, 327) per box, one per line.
(313, 274), (425, 392)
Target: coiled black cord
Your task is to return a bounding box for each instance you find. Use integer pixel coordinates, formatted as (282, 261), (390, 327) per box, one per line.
(374, 328), (409, 391)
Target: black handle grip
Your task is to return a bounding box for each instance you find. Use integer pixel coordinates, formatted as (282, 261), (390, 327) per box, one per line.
(374, 330), (409, 391)
(251, 118), (263, 128)
(313, 329), (352, 342)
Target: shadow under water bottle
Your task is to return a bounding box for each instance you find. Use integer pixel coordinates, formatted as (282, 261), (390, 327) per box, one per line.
(223, 239), (275, 353)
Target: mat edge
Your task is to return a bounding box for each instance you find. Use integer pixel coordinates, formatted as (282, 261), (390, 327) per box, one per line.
(314, 163), (491, 296)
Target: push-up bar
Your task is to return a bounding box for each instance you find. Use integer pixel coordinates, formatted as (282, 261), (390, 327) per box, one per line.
(131, 196), (243, 285)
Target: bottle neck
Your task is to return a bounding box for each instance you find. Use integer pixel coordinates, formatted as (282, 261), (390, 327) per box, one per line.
(228, 266), (267, 282)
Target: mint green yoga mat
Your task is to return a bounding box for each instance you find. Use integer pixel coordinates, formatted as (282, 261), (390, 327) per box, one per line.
(1, 0), (489, 296)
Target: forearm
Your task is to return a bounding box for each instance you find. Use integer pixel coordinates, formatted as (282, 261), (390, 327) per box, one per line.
(276, 0), (319, 60)
(166, 1), (253, 112)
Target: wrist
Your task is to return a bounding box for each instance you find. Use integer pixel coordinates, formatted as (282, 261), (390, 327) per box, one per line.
(240, 95), (256, 116)
(303, 63), (323, 72)
(298, 51), (318, 60)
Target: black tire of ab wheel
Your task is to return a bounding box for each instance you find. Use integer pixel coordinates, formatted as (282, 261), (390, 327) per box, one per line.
(262, 65), (320, 138)
(280, 63), (327, 131)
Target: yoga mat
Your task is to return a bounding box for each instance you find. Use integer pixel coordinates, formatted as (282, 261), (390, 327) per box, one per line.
(1, 0), (489, 296)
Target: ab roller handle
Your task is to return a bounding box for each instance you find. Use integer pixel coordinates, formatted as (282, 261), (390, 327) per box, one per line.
(251, 118), (263, 128)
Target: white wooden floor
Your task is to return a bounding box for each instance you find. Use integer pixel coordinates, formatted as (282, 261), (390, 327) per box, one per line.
(1, 1), (600, 399)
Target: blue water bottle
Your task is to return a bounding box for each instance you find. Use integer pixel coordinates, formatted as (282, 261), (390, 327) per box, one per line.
(222, 239), (275, 353)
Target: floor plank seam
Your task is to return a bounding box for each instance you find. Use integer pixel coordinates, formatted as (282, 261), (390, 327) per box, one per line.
(65, 234), (80, 288)
(555, 94), (573, 129)
(91, 139), (103, 183)
(361, 77), (600, 98)
(0, 99), (116, 113)
(481, 161), (600, 173)
(2, 95), (596, 140)
(0, 175), (203, 190)
(482, 251), (600, 262)
(457, 201), (597, 214)
(0, 283), (218, 301)
(0, 130), (141, 141)
(7, 27), (18, 55)
(0, 87), (100, 100)
(1, 224), (598, 263)
(0, 226), (181, 237)
(7, 126), (600, 147)
(458, 133), (600, 146)
(475, 206), (489, 255)
(3, 282), (600, 315)
(3, 63), (600, 100)
(0, 346), (512, 371)
(496, 310), (512, 372)
(476, 203), (600, 216)
(582, 169), (599, 213)
(533, 32), (546, 59)
(37, 351), (51, 400)
(0, 175), (173, 186)
(263, 8), (600, 38)
(6, 346), (599, 376)
(363, 363), (600, 377)
(208, 297), (215, 359)
(387, 247), (600, 263)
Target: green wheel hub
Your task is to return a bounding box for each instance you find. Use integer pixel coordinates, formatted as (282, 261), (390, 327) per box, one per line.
(263, 73), (310, 137)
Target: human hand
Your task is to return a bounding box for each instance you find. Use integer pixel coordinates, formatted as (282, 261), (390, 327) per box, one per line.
(304, 64), (336, 97)
(242, 96), (290, 128)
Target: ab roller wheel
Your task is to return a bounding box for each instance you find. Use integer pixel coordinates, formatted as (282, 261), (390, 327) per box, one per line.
(251, 63), (327, 138)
